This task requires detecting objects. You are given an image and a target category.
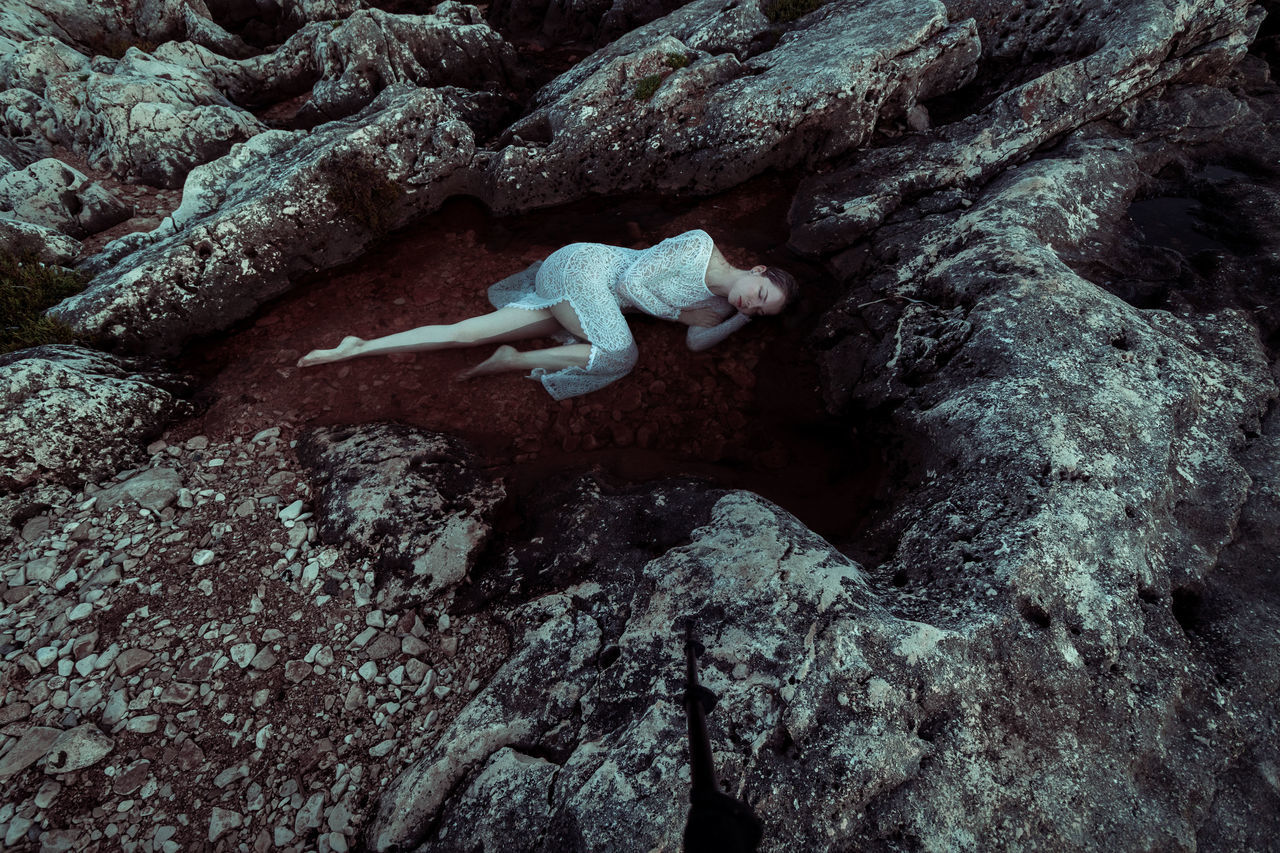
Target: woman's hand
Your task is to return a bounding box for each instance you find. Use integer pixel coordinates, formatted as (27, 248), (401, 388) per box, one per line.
(678, 307), (721, 328)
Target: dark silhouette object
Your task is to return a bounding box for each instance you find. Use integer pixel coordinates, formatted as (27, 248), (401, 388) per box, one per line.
(682, 624), (764, 852)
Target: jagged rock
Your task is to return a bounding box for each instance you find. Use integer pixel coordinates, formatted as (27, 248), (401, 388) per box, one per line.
(0, 158), (130, 237)
(53, 85), (479, 353)
(37, 50), (267, 188)
(296, 423), (505, 602)
(0, 218), (80, 264)
(371, 488), (884, 850)
(0, 35), (88, 95)
(0, 726), (60, 778)
(156, 4), (518, 123)
(0, 345), (193, 493)
(788, 0), (1264, 254)
(0, 88), (59, 166)
(1, 0), (251, 58)
(487, 0), (981, 212)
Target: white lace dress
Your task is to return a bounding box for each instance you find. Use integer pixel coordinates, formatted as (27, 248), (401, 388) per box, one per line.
(487, 229), (751, 399)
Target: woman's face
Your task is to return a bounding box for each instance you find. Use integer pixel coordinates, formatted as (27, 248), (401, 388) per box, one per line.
(728, 267), (786, 316)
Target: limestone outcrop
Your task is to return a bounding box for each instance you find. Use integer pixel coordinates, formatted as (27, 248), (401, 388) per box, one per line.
(154, 4), (520, 123)
(0, 345), (193, 493)
(296, 423), (506, 604)
(788, 0), (1264, 254)
(487, 0), (982, 211)
(0, 0), (1277, 848)
(51, 85), (481, 354)
(0, 158), (130, 238)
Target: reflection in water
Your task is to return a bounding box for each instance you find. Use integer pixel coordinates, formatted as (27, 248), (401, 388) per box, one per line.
(178, 175), (886, 550)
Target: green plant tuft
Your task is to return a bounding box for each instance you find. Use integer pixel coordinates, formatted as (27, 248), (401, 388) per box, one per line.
(664, 52), (691, 69)
(0, 250), (88, 355)
(765, 0), (828, 22)
(633, 73), (665, 101)
(317, 149), (406, 234)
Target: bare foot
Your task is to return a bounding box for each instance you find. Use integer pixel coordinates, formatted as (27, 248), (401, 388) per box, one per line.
(298, 336), (364, 368)
(456, 345), (519, 381)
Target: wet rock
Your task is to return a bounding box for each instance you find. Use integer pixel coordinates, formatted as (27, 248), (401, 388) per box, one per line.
(296, 423), (505, 603)
(0, 158), (131, 237)
(0, 346), (193, 493)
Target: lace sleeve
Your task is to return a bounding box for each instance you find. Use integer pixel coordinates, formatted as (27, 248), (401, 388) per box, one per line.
(687, 311), (750, 352)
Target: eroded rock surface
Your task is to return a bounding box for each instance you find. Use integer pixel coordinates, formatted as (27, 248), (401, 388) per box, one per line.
(0, 345), (193, 493)
(1, 0), (1278, 848)
(155, 4), (519, 124)
(488, 0), (981, 210)
(0, 158), (130, 238)
(52, 85), (480, 354)
(296, 423), (506, 603)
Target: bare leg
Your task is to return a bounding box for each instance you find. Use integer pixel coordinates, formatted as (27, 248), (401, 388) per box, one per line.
(298, 307), (561, 367)
(457, 344), (592, 380)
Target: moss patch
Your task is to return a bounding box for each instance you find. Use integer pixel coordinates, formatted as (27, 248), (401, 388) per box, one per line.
(765, 0), (829, 23)
(664, 52), (691, 69)
(0, 251), (88, 355)
(317, 149), (406, 234)
(633, 73), (666, 101)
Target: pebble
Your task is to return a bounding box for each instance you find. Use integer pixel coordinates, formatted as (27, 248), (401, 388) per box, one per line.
(280, 499), (305, 521)
(369, 739), (397, 758)
(192, 549), (216, 566)
(126, 715), (160, 734)
(67, 602), (94, 621)
(208, 807), (243, 842)
(231, 642), (258, 667)
(358, 661), (377, 681)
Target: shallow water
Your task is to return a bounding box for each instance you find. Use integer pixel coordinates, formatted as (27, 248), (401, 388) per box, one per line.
(176, 176), (886, 549)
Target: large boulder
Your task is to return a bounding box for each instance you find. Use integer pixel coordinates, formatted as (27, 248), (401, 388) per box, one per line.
(366, 69), (1280, 853)
(153, 4), (520, 123)
(51, 84), (481, 354)
(37, 50), (267, 188)
(296, 423), (506, 604)
(485, 0), (981, 211)
(788, 0), (1263, 253)
(0, 157), (131, 237)
(0, 0), (248, 58)
(0, 345), (193, 493)
(0, 218), (81, 264)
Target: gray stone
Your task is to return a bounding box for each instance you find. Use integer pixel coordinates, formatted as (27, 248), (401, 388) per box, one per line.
(0, 218), (81, 265)
(94, 467), (184, 513)
(0, 158), (131, 238)
(0, 346), (192, 494)
(296, 424), (505, 604)
(208, 807), (243, 843)
(55, 86), (479, 355)
(44, 723), (113, 773)
(0, 726), (60, 778)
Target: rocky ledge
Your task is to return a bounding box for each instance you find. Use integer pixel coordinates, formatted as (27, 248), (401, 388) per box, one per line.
(2, 0), (1280, 850)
